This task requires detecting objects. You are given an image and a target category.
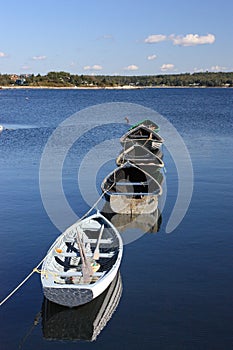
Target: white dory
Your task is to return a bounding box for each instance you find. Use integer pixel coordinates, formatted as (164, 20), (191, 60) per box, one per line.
(41, 212), (123, 307)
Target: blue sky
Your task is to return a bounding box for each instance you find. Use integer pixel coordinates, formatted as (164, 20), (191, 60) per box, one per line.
(0, 0), (232, 75)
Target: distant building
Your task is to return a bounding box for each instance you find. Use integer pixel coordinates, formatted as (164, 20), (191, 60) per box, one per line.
(15, 78), (26, 85)
(10, 74), (19, 82)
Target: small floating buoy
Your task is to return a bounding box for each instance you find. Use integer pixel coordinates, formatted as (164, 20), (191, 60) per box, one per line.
(0, 125), (3, 134)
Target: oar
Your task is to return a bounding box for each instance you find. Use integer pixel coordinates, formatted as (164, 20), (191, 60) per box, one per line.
(93, 224), (104, 260)
(79, 232), (94, 276)
(76, 230), (92, 283)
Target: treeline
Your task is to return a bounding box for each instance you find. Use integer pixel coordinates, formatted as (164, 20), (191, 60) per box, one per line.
(1, 71), (233, 87)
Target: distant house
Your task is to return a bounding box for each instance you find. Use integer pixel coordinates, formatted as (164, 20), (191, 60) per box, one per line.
(10, 74), (19, 82)
(15, 78), (26, 85)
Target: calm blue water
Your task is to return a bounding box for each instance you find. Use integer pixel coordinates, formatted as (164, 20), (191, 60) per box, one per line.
(0, 88), (232, 350)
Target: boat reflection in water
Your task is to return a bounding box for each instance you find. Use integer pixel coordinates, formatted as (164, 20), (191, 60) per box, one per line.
(42, 272), (122, 342)
(111, 209), (162, 234)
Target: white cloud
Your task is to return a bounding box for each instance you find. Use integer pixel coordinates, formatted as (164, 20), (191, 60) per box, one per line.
(211, 65), (226, 71)
(83, 64), (103, 71)
(22, 65), (30, 70)
(32, 55), (47, 60)
(193, 67), (205, 72)
(170, 33), (215, 46)
(144, 34), (166, 43)
(124, 64), (139, 71)
(92, 64), (102, 70)
(0, 52), (7, 57)
(103, 34), (113, 40)
(97, 34), (114, 41)
(160, 63), (175, 72)
(147, 54), (157, 61)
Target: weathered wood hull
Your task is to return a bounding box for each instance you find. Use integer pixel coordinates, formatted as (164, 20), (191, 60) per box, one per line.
(101, 162), (162, 214)
(109, 194), (158, 214)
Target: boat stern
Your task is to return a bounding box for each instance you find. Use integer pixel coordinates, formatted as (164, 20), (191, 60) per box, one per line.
(43, 286), (94, 308)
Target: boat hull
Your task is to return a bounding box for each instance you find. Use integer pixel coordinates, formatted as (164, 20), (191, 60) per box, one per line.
(109, 194), (158, 214)
(42, 258), (120, 307)
(43, 286), (93, 308)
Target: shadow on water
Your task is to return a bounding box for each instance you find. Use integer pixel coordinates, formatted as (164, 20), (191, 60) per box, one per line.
(19, 272), (122, 347)
(102, 202), (162, 234)
(41, 272), (122, 342)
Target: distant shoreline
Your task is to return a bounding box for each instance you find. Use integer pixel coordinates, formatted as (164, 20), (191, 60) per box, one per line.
(1, 85), (232, 90)
(1, 72), (232, 89)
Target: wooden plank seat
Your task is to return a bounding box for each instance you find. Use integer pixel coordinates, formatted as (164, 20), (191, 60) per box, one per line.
(84, 238), (113, 244)
(128, 134), (150, 138)
(64, 237), (113, 244)
(114, 181), (147, 186)
(56, 271), (106, 277)
(54, 251), (115, 258)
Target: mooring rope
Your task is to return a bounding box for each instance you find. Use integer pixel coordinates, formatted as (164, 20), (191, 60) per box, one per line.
(0, 185), (115, 307)
(0, 258), (46, 307)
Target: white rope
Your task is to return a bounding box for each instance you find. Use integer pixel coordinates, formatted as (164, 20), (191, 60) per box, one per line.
(77, 189), (107, 222)
(0, 257), (46, 307)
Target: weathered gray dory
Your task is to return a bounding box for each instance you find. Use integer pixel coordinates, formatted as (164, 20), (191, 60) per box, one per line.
(116, 144), (164, 177)
(41, 212), (123, 308)
(120, 124), (164, 151)
(101, 162), (162, 214)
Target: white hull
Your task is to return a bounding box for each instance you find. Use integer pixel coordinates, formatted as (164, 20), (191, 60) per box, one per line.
(43, 264), (120, 307)
(41, 212), (123, 307)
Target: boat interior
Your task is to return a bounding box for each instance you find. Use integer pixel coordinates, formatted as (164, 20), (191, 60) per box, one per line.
(47, 218), (120, 285)
(104, 167), (160, 195)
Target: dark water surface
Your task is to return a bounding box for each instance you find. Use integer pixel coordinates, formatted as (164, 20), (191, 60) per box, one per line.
(0, 88), (232, 349)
